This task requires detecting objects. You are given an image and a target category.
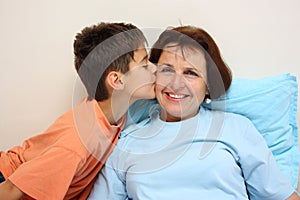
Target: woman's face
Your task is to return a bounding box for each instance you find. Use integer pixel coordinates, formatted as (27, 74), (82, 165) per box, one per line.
(155, 45), (208, 122)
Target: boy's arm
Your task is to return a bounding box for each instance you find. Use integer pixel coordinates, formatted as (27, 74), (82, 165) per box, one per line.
(0, 179), (24, 200)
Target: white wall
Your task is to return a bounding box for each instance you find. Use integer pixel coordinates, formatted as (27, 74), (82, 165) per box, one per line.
(0, 0), (299, 151)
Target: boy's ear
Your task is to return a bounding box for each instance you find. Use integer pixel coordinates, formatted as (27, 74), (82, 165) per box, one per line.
(106, 71), (124, 90)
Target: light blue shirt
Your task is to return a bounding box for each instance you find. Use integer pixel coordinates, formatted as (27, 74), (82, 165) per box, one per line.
(88, 106), (294, 200)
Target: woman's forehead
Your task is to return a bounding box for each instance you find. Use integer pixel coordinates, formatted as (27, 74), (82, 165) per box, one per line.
(160, 45), (206, 67)
(162, 44), (204, 57)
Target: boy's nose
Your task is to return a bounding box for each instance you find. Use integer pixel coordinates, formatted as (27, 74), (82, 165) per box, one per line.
(148, 61), (157, 74)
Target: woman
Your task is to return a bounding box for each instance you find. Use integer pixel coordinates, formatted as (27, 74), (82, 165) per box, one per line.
(88, 26), (299, 200)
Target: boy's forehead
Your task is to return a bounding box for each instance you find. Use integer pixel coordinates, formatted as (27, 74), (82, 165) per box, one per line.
(133, 47), (148, 62)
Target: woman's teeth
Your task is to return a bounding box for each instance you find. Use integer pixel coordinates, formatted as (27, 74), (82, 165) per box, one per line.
(168, 93), (185, 99)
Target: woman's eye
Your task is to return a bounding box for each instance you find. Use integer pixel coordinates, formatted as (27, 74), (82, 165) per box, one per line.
(185, 70), (198, 77)
(160, 67), (174, 73)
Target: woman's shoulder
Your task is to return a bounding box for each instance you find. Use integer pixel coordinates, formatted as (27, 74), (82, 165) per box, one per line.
(203, 107), (253, 127)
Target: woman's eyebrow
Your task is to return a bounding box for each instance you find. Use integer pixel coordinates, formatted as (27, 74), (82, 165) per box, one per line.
(157, 63), (174, 67)
(184, 66), (200, 71)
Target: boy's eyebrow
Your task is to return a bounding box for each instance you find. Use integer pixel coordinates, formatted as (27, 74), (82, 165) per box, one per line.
(139, 54), (148, 63)
(133, 54), (148, 63)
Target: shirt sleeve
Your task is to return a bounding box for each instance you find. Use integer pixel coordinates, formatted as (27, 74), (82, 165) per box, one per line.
(238, 120), (295, 200)
(8, 147), (82, 200)
(88, 157), (127, 200)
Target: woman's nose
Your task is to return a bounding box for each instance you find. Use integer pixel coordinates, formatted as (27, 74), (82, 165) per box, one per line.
(169, 73), (185, 91)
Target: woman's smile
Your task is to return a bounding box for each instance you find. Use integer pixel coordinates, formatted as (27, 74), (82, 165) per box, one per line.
(164, 92), (189, 101)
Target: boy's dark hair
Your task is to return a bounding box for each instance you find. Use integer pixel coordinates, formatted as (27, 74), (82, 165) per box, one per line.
(74, 22), (147, 101)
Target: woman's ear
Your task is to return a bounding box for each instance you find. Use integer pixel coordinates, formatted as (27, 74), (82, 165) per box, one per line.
(205, 86), (209, 95)
(106, 71), (124, 90)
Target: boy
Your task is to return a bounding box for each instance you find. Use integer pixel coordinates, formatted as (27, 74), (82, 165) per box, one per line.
(0, 22), (156, 199)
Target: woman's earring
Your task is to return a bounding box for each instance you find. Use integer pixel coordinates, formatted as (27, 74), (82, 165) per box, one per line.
(204, 94), (211, 104)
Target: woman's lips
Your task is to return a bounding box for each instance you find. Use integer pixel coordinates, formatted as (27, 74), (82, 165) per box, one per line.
(164, 92), (189, 102)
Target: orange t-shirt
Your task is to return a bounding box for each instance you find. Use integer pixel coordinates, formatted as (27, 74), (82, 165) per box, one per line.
(0, 97), (125, 199)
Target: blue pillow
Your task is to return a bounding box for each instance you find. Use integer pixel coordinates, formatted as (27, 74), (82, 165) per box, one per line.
(203, 73), (299, 188)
